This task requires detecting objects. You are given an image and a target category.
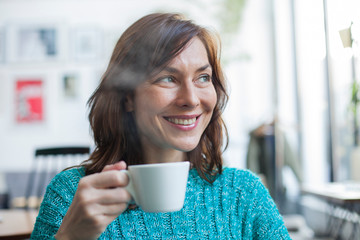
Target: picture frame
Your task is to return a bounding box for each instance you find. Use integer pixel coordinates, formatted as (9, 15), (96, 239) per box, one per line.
(0, 73), (5, 115)
(62, 73), (79, 99)
(7, 23), (62, 63)
(71, 27), (103, 61)
(15, 78), (44, 124)
(0, 28), (5, 63)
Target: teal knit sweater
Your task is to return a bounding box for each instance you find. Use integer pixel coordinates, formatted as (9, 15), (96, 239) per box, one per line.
(31, 167), (291, 239)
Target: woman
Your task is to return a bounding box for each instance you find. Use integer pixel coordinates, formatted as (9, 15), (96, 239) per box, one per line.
(31, 13), (291, 239)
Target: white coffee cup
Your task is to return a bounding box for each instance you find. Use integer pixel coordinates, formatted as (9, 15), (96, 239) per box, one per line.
(122, 161), (190, 213)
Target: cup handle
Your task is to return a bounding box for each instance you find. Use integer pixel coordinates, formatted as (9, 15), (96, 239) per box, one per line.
(120, 170), (136, 204)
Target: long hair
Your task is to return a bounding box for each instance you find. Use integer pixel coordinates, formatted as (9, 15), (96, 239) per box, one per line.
(84, 13), (228, 183)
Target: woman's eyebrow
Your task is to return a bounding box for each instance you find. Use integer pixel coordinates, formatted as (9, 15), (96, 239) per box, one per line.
(163, 64), (211, 73)
(196, 64), (211, 72)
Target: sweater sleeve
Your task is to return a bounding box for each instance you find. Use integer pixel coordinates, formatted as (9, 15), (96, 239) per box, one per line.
(245, 171), (291, 240)
(30, 168), (83, 239)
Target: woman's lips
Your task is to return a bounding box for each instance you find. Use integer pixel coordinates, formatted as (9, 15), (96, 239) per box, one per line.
(164, 115), (200, 130)
(166, 117), (196, 125)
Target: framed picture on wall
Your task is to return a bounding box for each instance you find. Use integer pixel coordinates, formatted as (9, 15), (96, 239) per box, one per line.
(7, 23), (61, 62)
(62, 73), (79, 99)
(71, 28), (103, 61)
(0, 28), (5, 63)
(15, 78), (44, 123)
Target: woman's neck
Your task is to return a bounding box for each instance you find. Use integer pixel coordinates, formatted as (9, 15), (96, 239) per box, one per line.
(143, 146), (186, 164)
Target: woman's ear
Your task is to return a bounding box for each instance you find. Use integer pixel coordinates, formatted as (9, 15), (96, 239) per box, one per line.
(125, 95), (134, 112)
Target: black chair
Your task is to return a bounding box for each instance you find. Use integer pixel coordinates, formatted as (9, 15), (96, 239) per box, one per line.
(12, 146), (90, 209)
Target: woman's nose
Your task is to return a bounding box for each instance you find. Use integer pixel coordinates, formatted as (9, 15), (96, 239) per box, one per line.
(175, 82), (200, 108)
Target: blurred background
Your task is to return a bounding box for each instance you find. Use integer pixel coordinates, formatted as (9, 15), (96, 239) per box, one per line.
(0, 0), (360, 239)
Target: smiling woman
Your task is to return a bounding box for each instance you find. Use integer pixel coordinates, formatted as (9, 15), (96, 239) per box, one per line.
(30, 13), (291, 239)
(85, 13), (228, 182)
(129, 37), (217, 161)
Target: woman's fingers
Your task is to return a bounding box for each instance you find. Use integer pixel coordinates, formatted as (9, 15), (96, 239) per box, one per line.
(83, 170), (129, 189)
(55, 164), (132, 240)
(102, 161), (127, 172)
(96, 187), (132, 205)
(97, 203), (129, 217)
(76, 171), (132, 206)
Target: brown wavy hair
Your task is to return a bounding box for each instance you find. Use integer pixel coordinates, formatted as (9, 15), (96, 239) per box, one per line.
(83, 13), (228, 183)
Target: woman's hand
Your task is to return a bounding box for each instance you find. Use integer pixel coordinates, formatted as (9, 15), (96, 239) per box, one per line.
(55, 161), (131, 240)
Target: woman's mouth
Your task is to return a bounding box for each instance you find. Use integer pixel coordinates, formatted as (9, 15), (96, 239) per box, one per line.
(163, 115), (200, 130)
(166, 117), (196, 125)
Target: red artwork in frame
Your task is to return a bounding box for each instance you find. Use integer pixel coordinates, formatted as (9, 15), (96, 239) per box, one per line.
(15, 79), (44, 123)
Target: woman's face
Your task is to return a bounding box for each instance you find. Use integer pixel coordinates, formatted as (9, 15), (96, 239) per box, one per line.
(128, 37), (217, 157)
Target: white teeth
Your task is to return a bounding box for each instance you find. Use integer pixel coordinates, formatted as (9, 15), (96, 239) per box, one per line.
(167, 117), (196, 125)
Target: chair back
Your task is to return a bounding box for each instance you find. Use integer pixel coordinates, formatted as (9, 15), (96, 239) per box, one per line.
(13, 146), (90, 209)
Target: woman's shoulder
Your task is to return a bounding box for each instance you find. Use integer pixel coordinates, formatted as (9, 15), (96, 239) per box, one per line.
(216, 167), (266, 193)
(222, 167), (259, 178)
(47, 167), (85, 192)
(55, 166), (85, 181)
(220, 167), (260, 184)
(189, 167), (262, 189)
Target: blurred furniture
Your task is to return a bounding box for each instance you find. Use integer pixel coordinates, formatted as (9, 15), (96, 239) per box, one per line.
(0, 209), (38, 239)
(0, 193), (9, 209)
(12, 146), (90, 209)
(246, 123), (277, 197)
(0, 173), (9, 209)
(302, 182), (360, 240)
(246, 122), (303, 214)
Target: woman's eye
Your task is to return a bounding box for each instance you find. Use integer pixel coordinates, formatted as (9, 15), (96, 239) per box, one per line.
(158, 76), (175, 83)
(198, 74), (211, 83)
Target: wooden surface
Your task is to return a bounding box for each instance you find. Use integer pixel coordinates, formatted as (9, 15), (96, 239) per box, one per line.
(0, 209), (38, 240)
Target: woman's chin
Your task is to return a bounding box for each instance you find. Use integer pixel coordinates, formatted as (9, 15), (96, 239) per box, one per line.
(174, 143), (199, 153)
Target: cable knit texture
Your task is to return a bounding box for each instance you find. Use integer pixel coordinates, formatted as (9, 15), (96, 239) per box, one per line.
(31, 167), (291, 239)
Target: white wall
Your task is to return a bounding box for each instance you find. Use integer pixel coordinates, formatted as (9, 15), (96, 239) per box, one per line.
(0, 0), (275, 172)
